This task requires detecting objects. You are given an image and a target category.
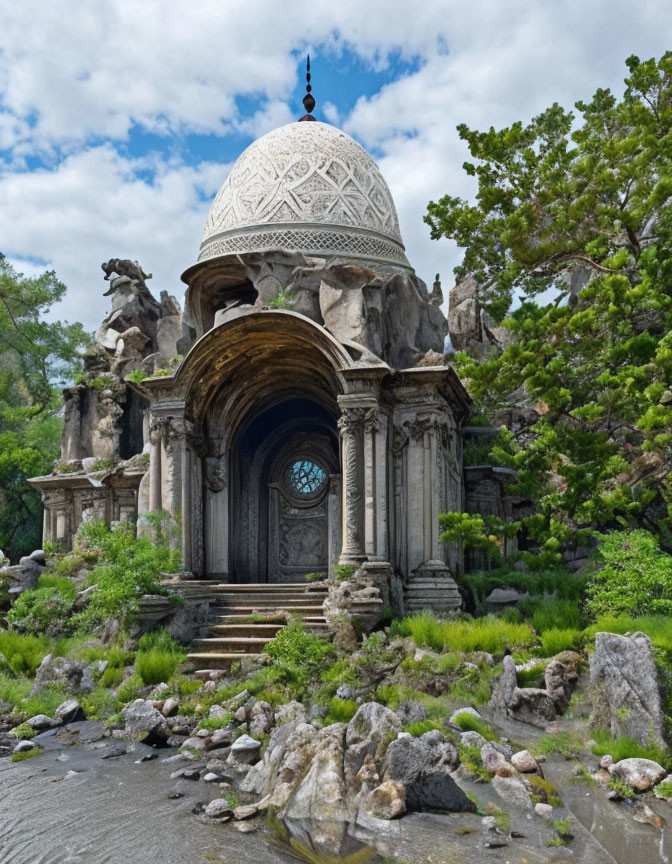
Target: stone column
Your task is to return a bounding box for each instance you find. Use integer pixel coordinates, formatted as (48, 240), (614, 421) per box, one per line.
(363, 408), (378, 559)
(374, 414), (389, 561)
(205, 450), (229, 578)
(327, 474), (342, 577)
(337, 400), (366, 566)
(181, 438), (192, 572)
(148, 421), (163, 512)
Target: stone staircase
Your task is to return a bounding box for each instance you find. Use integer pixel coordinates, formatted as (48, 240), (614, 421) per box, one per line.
(186, 582), (329, 673)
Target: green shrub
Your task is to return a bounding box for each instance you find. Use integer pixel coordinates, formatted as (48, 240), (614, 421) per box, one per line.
(654, 780), (672, 798)
(391, 613), (533, 656)
(11, 722), (35, 739)
(115, 674), (143, 705)
(264, 623), (334, 695)
(0, 631), (50, 676)
(585, 613), (672, 656)
(8, 587), (75, 636)
(458, 743), (491, 780)
(462, 567), (586, 605)
(72, 518), (180, 629)
(516, 663), (547, 687)
(537, 628), (583, 656)
(80, 686), (117, 720)
(606, 776), (635, 799)
(19, 685), (70, 718)
(527, 774), (563, 807)
(451, 711), (498, 741)
(37, 574), (77, 601)
(135, 649), (184, 686)
(325, 697), (358, 724)
(0, 673), (31, 706)
(198, 715), (233, 731)
(524, 598), (584, 633)
(403, 719), (444, 737)
(590, 728), (671, 769)
(586, 530), (672, 618)
(535, 732), (584, 759)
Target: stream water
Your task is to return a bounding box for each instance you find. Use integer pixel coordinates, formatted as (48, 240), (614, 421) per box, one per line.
(0, 720), (670, 864)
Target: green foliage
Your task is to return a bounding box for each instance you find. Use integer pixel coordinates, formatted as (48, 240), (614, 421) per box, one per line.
(548, 818), (573, 846)
(391, 612), (533, 656)
(537, 628), (583, 656)
(586, 530), (672, 617)
(72, 518), (180, 628)
(11, 747), (43, 762)
(590, 727), (671, 769)
(462, 567), (586, 605)
(402, 719), (444, 737)
(335, 565), (356, 581)
(264, 623), (334, 696)
(569, 765), (597, 787)
(303, 572), (327, 582)
(0, 673), (31, 706)
(439, 512), (518, 560)
(8, 585), (75, 636)
(198, 715), (233, 731)
(0, 255), (88, 560)
(135, 649), (184, 686)
(585, 612), (672, 656)
(606, 776), (636, 800)
(426, 53), (672, 549)
(654, 779), (672, 798)
(535, 732), (584, 759)
(115, 674), (143, 706)
(521, 597), (584, 633)
(268, 289), (292, 309)
(19, 684), (70, 718)
(325, 697), (358, 724)
(458, 743), (491, 780)
(79, 686), (118, 720)
(527, 774), (563, 808)
(11, 722), (35, 739)
(125, 369), (148, 384)
(0, 631), (51, 676)
(451, 711), (498, 741)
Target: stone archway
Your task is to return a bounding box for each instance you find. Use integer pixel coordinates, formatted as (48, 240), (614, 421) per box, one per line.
(230, 394), (340, 582)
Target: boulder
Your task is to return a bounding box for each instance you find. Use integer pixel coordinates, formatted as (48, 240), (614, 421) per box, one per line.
(396, 700), (427, 726)
(204, 799), (234, 819)
(450, 706), (482, 724)
(511, 750), (538, 773)
(491, 774), (532, 809)
(274, 701), (307, 726)
(162, 696), (179, 718)
(31, 654), (83, 696)
(240, 721), (314, 798)
(480, 742), (517, 777)
(460, 730), (488, 749)
(535, 802), (554, 820)
(283, 724), (350, 825)
(361, 780), (406, 820)
(384, 732), (471, 813)
(489, 655), (517, 712)
(508, 687), (557, 726)
(54, 699), (84, 724)
(544, 655), (579, 712)
(609, 758), (667, 792)
(123, 699), (168, 743)
(590, 632), (665, 748)
(344, 703), (401, 785)
(26, 714), (53, 731)
(249, 700), (274, 736)
(227, 734), (262, 766)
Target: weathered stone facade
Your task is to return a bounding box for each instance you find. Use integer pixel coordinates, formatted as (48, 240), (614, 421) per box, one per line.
(28, 118), (517, 614)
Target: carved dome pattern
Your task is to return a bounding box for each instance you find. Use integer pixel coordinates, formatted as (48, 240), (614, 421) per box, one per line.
(199, 121), (410, 270)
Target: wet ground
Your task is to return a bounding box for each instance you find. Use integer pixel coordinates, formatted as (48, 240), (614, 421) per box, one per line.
(0, 720), (670, 864)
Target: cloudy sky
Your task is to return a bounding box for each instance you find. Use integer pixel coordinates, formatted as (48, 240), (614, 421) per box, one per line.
(1, 0), (670, 331)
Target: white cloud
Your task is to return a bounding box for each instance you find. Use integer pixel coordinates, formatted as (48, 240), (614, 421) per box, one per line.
(1, 0), (671, 328)
(0, 146), (230, 328)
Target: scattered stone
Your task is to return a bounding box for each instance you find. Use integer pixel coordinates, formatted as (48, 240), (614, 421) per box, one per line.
(633, 802), (665, 829)
(491, 775), (532, 809)
(54, 699), (83, 724)
(233, 822), (257, 834)
(26, 714), (54, 731)
(227, 734), (262, 765)
(32, 654), (83, 695)
(460, 730), (488, 749)
(204, 799), (234, 819)
(344, 703), (401, 785)
(609, 758), (667, 792)
(534, 802), (554, 820)
(233, 804), (259, 820)
(511, 750), (538, 773)
(123, 699), (168, 744)
(544, 655), (580, 712)
(208, 728), (233, 749)
(274, 701), (307, 725)
(599, 754), (614, 770)
(13, 740), (37, 753)
(450, 706), (481, 724)
(396, 701), (427, 726)
(168, 790), (184, 800)
(484, 839), (509, 849)
(481, 742), (517, 778)
(182, 736), (207, 752)
(162, 697), (180, 718)
(203, 772), (219, 783)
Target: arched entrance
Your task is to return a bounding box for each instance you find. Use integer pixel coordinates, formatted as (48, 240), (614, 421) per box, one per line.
(231, 393), (339, 582)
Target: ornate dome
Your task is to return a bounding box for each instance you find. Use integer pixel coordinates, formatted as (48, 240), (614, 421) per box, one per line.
(199, 121), (410, 271)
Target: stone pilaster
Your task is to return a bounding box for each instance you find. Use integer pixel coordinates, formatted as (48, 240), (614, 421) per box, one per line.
(337, 399), (367, 565)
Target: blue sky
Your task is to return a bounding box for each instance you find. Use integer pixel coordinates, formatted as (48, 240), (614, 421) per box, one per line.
(0, 0), (670, 330)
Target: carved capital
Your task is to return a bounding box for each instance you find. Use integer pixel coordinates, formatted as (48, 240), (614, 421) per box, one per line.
(363, 406), (381, 434)
(205, 457), (228, 492)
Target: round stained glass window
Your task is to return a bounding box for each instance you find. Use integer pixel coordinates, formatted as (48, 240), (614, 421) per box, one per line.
(286, 459), (327, 496)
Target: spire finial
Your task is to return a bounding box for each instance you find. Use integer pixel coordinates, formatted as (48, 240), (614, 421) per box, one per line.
(299, 55), (316, 121)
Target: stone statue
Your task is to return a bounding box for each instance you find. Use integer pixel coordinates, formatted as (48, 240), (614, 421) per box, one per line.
(101, 259), (152, 294)
(430, 273), (443, 306)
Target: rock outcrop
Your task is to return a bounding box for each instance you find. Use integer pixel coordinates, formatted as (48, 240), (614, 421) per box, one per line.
(490, 653), (581, 727)
(590, 632), (666, 748)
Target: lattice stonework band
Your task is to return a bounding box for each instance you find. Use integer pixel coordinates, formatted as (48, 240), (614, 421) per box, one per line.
(199, 225), (410, 269)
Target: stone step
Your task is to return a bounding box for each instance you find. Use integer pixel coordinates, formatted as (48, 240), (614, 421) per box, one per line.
(208, 622), (328, 637)
(187, 653), (261, 671)
(188, 581), (327, 591)
(209, 593), (327, 604)
(209, 604), (325, 615)
(193, 637), (274, 652)
(213, 614), (327, 624)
